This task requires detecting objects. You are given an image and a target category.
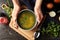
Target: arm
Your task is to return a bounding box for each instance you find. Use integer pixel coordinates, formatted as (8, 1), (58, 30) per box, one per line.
(34, 0), (43, 25)
(35, 0), (42, 8)
(9, 0), (21, 28)
(12, 0), (20, 20)
(12, 0), (20, 8)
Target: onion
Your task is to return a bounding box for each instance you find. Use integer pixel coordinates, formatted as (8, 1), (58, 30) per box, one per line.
(49, 11), (56, 17)
(59, 16), (60, 21)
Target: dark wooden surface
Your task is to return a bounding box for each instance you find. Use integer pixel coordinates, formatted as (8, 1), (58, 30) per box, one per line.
(0, 24), (27, 40)
(0, 0), (27, 40)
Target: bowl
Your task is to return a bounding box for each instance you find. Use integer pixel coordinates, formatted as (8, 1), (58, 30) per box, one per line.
(17, 9), (37, 30)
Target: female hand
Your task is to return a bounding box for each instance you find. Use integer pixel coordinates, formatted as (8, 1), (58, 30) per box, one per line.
(9, 0), (20, 28)
(12, 0), (20, 20)
(34, 7), (43, 26)
(34, 0), (43, 25)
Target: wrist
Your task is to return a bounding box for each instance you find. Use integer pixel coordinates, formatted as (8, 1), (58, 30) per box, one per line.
(12, 8), (20, 19)
(34, 6), (41, 11)
(14, 5), (20, 9)
(34, 5), (40, 8)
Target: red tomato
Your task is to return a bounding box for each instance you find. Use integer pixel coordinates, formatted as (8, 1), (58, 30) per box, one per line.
(0, 17), (8, 24)
(54, 0), (60, 3)
(47, 3), (53, 9)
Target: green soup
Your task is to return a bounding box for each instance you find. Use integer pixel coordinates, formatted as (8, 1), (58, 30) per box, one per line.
(17, 10), (36, 30)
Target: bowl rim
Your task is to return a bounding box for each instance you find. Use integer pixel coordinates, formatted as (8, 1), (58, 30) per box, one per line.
(16, 9), (37, 31)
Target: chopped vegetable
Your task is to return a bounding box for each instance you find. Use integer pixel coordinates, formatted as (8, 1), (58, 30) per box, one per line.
(41, 21), (60, 37)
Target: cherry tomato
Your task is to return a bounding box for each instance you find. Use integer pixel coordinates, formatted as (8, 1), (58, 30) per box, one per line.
(47, 3), (53, 9)
(0, 17), (8, 24)
(54, 0), (60, 3)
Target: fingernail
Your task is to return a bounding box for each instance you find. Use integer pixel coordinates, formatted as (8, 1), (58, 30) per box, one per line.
(15, 26), (18, 29)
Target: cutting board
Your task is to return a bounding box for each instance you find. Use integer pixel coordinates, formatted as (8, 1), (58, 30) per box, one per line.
(9, 19), (37, 40)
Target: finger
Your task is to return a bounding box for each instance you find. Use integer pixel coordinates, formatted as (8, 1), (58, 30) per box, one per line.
(9, 18), (18, 29)
(13, 23), (18, 29)
(9, 18), (13, 27)
(38, 10), (43, 18)
(34, 13), (40, 27)
(35, 11), (41, 23)
(13, 20), (18, 29)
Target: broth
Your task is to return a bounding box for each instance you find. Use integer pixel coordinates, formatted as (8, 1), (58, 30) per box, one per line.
(17, 10), (36, 30)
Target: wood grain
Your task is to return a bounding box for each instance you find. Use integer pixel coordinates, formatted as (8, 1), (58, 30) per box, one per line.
(9, 18), (37, 40)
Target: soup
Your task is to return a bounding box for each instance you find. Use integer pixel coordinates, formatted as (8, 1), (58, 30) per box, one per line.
(17, 10), (36, 30)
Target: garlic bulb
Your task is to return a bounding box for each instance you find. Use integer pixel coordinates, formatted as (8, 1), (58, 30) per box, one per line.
(59, 16), (60, 21)
(49, 11), (56, 17)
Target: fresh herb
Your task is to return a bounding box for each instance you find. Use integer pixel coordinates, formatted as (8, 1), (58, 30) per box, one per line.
(6, 0), (13, 8)
(1, 0), (13, 20)
(41, 21), (60, 37)
(2, 4), (12, 20)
